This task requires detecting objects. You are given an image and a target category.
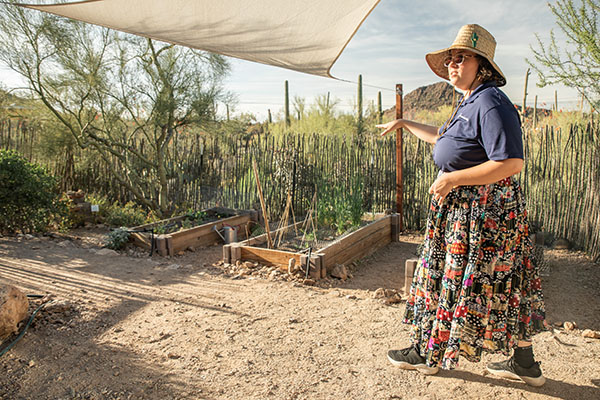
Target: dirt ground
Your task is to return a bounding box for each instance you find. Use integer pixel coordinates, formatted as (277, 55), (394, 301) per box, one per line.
(0, 228), (599, 400)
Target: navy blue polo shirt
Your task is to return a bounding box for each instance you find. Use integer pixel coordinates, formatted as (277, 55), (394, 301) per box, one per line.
(433, 82), (523, 172)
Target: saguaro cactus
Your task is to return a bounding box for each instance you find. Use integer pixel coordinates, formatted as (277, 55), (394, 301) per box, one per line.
(377, 91), (383, 124)
(285, 80), (290, 127)
(357, 74), (363, 135)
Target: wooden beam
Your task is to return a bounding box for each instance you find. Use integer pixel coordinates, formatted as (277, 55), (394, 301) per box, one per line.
(316, 216), (391, 257)
(240, 246), (302, 267)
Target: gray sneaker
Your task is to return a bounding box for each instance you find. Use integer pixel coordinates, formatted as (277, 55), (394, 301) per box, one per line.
(487, 356), (546, 387)
(387, 346), (439, 375)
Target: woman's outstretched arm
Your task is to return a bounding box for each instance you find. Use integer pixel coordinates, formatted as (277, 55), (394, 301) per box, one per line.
(376, 119), (439, 144)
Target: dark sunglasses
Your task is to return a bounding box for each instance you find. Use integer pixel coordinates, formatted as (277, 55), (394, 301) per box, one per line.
(443, 54), (475, 67)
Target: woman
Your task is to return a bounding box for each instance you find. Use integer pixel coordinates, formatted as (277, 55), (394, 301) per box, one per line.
(377, 24), (548, 387)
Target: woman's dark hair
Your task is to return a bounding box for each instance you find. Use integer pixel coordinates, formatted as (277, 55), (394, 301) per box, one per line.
(476, 56), (506, 86)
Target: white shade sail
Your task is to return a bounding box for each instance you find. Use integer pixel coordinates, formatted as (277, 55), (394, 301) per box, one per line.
(17, 0), (381, 78)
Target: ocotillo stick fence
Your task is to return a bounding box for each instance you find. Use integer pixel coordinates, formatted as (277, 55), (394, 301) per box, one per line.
(1, 116), (599, 261)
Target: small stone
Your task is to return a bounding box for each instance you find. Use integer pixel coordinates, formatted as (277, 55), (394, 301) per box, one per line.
(168, 353), (181, 359)
(582, 329), (600, 339)
(563, 321), (577, 331)
(28, 360), (36, 367)
(96, 248), (118, 256)
(177, 251), (185, 256)
(187, 246), (196, 252)
(57, 240), (75, 248)
(384, 294), (403, 305)
(303, 279), (316, 286)
(166, 264), (182, 270)
(345, 294), (357, 300)
(287, 258), (296, 274)
(244, 261), (255, 269)
(330, 264), (348, 281)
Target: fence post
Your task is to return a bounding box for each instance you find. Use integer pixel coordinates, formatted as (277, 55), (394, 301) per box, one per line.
(395, 84), (403, 230)
(522, 68), (530, 123)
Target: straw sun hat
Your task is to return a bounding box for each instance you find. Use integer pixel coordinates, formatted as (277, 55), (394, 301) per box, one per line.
(426, 24), (506, 87)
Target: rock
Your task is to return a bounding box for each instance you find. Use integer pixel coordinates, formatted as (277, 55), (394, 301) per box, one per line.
(0, 284), (29, 340)
(303, 279), (316, 286)
(268, 270), (279, 281)
(24, 234), (35, 240)
(563, 321), (577, 331)
(553, 238), (570, 250)
(44, 300), (73, 314)
(96, 248), (118, 256)
(187, 246), (196, 252)
(331, 264), (348, 281)
(384, 293), (403, 305)
(582, 329), (600, 339)
(244, 261), (255, 269)
(345, 295), (357, 300)
(372, 288), (386, 299)
(166, 264), (182, 270)
(57, 240), (75, 248)
(287, 258), (296, 274)
(177, 251), (185, 256)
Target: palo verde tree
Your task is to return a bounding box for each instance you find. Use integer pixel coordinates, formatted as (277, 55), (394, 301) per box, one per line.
(528, 0), (600, 111)
(0, 4), (231, 216)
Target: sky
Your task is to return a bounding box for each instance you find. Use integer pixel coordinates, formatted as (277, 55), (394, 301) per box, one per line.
(0, 0), (582, 121)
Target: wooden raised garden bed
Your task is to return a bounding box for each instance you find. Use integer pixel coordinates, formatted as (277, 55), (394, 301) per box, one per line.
(130, 207), (258, 256)
(223, 214), (400, 279)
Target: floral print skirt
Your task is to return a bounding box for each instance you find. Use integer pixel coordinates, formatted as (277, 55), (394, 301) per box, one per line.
(403, 177), (548, 370)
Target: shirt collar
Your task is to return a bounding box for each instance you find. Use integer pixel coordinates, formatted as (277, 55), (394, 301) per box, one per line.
(460, 81), (497, 105)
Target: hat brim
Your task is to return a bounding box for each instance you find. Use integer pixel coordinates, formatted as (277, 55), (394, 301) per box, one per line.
(426, 45), (506, 87)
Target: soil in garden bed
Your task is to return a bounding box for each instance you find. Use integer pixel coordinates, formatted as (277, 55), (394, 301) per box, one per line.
(256, 216), (378, 252)
(153, 209), (235, 235)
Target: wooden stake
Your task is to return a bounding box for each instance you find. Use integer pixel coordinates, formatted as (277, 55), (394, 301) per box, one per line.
(395, 84), (404, 230)
(252, 160), (273, 249)
(522, 68), (530, 123)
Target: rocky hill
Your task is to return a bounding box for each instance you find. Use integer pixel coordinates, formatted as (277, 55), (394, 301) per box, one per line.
(384, 82), (459, 119)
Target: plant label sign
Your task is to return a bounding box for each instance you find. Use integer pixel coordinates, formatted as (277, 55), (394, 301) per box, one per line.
(91, 205), (99, 213)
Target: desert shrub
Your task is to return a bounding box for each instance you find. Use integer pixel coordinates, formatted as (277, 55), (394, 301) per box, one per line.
(84, 192), (111, 222)
(0, 149), (68, 233)
(104, 201), (148, 227)
(104, 227), (130, 250)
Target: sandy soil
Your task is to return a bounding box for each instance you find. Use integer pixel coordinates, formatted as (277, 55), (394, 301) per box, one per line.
(0, 228), (599, 400)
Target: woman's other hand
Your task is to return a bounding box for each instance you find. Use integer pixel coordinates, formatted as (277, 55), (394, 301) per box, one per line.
(376, 119), (402, 136)
(429, 172), (455, 204)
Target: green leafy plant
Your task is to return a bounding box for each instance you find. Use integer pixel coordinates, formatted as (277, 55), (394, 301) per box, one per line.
(104, 227), (130, 250)
(316, 174), (364, 235)
(104, 201), (148, 227)
(186, 209), (208, 222)
(0, 150), (69, 233)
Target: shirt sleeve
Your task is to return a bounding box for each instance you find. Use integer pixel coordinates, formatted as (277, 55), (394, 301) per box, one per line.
(479, 105), (524, 161)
